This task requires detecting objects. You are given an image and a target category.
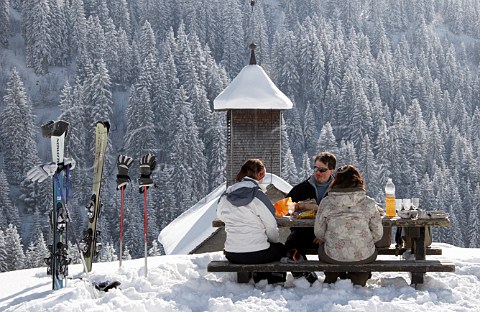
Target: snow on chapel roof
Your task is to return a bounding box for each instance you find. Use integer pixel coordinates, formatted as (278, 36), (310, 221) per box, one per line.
(158, 173), (292, 255)
(214, 64), (293, 110)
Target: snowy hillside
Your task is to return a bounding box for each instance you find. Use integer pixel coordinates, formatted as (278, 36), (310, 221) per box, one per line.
(0, 244), (479, 311)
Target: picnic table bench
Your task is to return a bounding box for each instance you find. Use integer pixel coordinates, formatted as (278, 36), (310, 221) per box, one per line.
(209, 212), (455, 285)
(207, 259), (456, 285)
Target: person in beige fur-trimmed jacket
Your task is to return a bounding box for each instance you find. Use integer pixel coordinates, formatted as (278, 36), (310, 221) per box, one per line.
(314, 164), (383, 286)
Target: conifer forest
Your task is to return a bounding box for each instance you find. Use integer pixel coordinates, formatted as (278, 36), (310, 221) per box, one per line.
(1, 0), (480, 271)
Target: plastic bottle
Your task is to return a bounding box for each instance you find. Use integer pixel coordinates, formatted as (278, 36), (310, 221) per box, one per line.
(385, 178), (396, 217)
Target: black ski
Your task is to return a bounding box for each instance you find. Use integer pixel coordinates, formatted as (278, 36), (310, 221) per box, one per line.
(92, 280), (121, 292)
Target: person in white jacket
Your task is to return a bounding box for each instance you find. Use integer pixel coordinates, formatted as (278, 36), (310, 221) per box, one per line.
(217, 159), (286, 284)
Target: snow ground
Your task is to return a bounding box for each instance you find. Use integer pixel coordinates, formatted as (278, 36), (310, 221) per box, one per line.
(0, 243), (479, 312)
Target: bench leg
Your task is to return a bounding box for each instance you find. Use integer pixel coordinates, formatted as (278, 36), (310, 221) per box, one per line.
(410, 272), (424, 286)
(237, 272), (252, 283)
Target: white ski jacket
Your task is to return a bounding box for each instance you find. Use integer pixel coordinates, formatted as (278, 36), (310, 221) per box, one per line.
(217, 177), (279, 253)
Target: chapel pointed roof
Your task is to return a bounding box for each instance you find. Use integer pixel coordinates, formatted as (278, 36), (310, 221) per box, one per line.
(213, 44), (293, 110)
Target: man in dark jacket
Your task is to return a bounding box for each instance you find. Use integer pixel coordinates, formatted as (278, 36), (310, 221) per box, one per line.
(285, 152), (337, 282)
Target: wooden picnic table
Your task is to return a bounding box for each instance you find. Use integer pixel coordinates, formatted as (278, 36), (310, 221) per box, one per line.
(211, 211), (452, 285)
(212, 211), (450, 261)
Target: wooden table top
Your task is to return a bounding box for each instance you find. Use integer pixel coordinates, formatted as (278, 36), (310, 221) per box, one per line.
(212, 211), (450, 228)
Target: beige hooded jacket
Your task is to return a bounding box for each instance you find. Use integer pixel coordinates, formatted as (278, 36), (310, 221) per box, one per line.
(314, 187), (383, 262)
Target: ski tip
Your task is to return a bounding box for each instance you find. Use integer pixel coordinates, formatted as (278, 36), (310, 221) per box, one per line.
(95, 121), (111, 132)
(41, 120), (69, 137)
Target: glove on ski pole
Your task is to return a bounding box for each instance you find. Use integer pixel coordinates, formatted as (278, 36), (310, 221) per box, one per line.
(138, 153), (156, 192)
(116, 155), (133, 190)
(27, 163), (58, 182)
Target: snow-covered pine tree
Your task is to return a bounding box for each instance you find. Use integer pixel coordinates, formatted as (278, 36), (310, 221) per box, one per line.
(358, 135), (379, 198)
(85, 15), (106, 64)
(24, 0), (51, 74)
(285, 106), (305, 164)
(406, 99), (428, 176)
(0, 0), (9, 48)
(67, 0), (88, 56)
(1, 68), (40, 185)
(374, 120), (391, 198)
(122, 193), (144, 258)
(139, 20), (157, 63)
(0, 228), (7, 272)
(4, 224), (26, 271)
(303, 102), (318, 158)
(316, 122), (338, 156)
(122, 245), (132, 261)
(103, 18), (119, 82)
(168, 87), (196, 210)
(300, 152), (311, 181)
(59, 80), (88, 239)
(99, 242), (117, 262)
(91, 0), (110, 26)
(67, 241), (81, 264)
(107, 0), (131, 38)
(337, 140), (358, 168)
(155, 166), (177, 230)
(207, 112), (226, 190)
(219, 0), (244, 76)
(275, 29), (300, 99)
(116, 28), (134, 85)
(123, 85), (156, 165)
(25, 232), (49, 268)
(49, 0), (69, 66)
(0, 169), (19, 230)
(467, 185), (480, 247)
(282, 148), (298, 185)
(155, 33), (178, 159)
(148, 240), (161, 256)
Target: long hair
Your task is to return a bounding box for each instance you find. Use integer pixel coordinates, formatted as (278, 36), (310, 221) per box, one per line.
(236, 159), (265, 182)
(332, 164), (365, 190)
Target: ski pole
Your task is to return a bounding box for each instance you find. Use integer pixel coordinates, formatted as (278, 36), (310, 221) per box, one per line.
(143, 186), (148, 277)
(119, 185), (125, 268)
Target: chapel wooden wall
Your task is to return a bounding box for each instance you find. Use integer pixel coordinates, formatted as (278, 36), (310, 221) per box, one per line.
(226, 109), (282, 186)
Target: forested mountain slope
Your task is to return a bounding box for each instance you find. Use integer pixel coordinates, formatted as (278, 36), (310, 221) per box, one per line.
(0, 0), (479, 270)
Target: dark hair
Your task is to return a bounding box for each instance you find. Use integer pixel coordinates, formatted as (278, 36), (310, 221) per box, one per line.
(314, 152), (337, 170)
(332, 165), (365, 190)
(236, 159), (265, 182)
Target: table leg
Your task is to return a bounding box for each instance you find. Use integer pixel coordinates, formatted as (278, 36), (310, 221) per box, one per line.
(237, 272), (251, 283)
(414, 227), (426, 260)
(410, 272), (424, 285)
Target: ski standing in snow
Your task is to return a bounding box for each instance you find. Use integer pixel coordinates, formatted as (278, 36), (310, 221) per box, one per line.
(83, 121), (110, 272)
(27, 120), (72, 290)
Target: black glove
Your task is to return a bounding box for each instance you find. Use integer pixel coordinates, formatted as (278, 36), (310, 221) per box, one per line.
(138, 153), (156, 192)
(116, 155), (133, 190)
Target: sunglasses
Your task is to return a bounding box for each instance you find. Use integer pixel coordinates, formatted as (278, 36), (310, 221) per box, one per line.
(313, 166), (329, 173)
(336, 165), (350, 174)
